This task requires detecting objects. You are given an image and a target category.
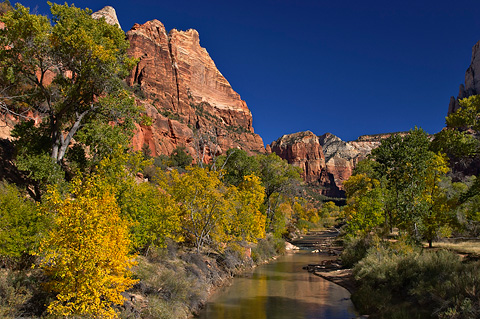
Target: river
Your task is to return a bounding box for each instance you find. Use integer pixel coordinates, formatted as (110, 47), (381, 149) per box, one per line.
(196, 249), (358, 319)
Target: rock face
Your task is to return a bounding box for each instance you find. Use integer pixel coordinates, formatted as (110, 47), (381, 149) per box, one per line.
(91, 6), (121, 29)
(269, 131), (326, 183)
(448, 40), (480, 114)
(269, 131), (340, 197)
(319, 133), (381, 192)
(269, 132), (384, 198)
(125, 19), (265, 158)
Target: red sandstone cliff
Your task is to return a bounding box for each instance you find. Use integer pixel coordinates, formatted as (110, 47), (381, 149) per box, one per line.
(269, 131), (340, 197)
(124, 18), (264, 158)
(269, 131), (326, 183)
(269, 132), (385, 198)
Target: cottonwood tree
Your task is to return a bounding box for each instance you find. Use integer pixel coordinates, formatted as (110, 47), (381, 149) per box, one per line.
(39, 176), (137, 318)
(0, 3), (139, 171)
(418, 154), (455, 247)
(165, 167), (233, 251)
(257, 153), (302, 229)
(343, 173), (385, 236)
(227, 174), (266, 242)
(371, 128), (432, 233)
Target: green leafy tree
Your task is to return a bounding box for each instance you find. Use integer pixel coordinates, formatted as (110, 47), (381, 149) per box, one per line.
(119, 180), (182, 253)
(218, 149), (260, 186)
(0, 181), (42, 266)
(92, 146), (183, 253)
(418, 154), (455, 247)
(169, 146), (193, 169)
(371, 128), (433, 233)
(0, 3), (139, 167)
(343, 174), (385, 235)
(257, 153), (302, 229)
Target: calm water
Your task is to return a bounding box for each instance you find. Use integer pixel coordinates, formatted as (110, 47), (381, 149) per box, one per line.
(196, 251), (358, 319)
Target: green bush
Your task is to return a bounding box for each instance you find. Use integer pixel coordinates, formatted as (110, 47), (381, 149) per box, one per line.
(0, 181), (44, 267)
(0, 269), (48, 318)
(251, 235), (285, 263)
(341, 234), (378, 268)
(352, 244), (480, 319)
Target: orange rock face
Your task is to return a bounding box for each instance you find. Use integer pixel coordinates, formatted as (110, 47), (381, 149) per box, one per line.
(125, 20), (265, 158)
(269, 131), (341, 197)
(269, 131), (384, 198)
(269, 131), (325, 183)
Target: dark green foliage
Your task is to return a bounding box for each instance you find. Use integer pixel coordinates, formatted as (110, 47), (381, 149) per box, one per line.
(160, 110), (181, 121)
(431, 129), (479, 161)
(258, 153), (302, 199)
(131, 83), (146, 100)
(0, 181), (43, 267)
(141, 143), (152, 160)
(169, 146), (193, 169)
(367, 128), (454, 240)
(219, 149), (260, 186)
(341, 235), (378, 268)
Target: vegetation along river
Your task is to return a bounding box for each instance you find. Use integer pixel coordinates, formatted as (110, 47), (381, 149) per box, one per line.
(196, 246), (357, 319)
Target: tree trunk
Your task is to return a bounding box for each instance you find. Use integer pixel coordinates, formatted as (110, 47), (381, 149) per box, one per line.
(51, 109), (89, 163)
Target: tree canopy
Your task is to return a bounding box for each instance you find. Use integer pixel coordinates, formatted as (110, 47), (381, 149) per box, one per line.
(0, 3), (139, 170)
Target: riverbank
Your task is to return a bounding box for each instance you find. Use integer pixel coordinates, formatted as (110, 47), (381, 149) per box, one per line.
(195, 244), (357, 319)
(292, 228), (357, 294)
(119, 235), (286, 319)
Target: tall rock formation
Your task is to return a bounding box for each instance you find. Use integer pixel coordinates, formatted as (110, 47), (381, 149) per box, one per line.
(269, 131), (326, 183)
(124, 19), (264, 158)
(269, 132), (385, 198)
(319, 133), (381, 191)
(448, 41), (480, 114)
(269, 131), (340, 197)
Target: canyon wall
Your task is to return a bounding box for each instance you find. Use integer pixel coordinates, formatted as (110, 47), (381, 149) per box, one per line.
(269, 132), (391, 198)
(124, 16), (265, 158)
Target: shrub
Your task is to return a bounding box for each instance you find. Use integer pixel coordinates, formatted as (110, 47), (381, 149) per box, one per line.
(352, 244), (480, 319)
(341, 234), (379, 268)
(251, 235), (285, 263)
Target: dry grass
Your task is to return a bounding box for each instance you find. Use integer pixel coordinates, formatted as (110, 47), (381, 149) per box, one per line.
(427, 240), (480, 256)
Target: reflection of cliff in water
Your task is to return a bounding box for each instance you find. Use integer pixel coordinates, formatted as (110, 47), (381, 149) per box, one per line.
(196, 251), (357, 319)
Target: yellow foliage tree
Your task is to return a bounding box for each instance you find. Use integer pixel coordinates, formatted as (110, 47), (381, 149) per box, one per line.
(419, 153), (454, 247)
(39, 177), (137, 318)
(343, 174), (385, 235)
(165, 167), (233, 251)
(228, 174), (266, 242)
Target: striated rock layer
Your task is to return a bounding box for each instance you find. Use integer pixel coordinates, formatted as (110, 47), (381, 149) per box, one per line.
(269, 131), (386, 198)
(125, 19), (265, 158)
(448, 40), (480, 115)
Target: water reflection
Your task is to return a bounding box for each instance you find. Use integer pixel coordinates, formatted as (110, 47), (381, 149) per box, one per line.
(196, 251), (357, 319)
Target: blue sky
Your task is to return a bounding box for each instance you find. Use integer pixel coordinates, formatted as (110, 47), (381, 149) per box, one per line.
(16, 0), (480, 144)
